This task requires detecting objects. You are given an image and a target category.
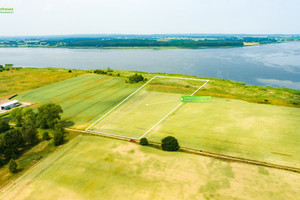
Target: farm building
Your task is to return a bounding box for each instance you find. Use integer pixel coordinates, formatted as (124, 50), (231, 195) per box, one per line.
(0, 100), (19, 110)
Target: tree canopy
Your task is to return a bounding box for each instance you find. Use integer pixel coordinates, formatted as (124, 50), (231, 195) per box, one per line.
(9, 108), (23, 127)
(2, 128), (25, 159)
(128, 74), (146, 83)
(36, 103), (63, 129)
(140, 138), (149, 146)
(0, 119), (10, 134)
(161, 136), (179, 151)
(53, 122), (66, 146)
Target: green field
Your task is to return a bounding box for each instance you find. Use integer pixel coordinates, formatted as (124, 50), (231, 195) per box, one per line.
(146, 97), (300, 168)
(0, 68), (86, 99)
(90, 77), (207, 138)
(16, 74), (140, 129)
(1, 135), (299, 200)
(0, 130), (80, 189)
(14, 74), (300, 168)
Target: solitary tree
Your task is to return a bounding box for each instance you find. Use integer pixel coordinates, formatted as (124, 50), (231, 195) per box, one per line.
(8, 159), (18, 173)
(161, 136), (179, 151)
(140, 138), (148, 146)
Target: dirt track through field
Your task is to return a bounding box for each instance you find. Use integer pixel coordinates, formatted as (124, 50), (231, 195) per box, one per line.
(68, 128), (300, 174)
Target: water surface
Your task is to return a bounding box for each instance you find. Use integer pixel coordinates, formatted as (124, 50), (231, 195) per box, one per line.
(0, 42), (300, 90)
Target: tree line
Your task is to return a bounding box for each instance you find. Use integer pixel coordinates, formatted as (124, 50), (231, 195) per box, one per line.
(0, 103), (66, 172)
(62, 39), (244, 48)
(0, 64), (21, 72)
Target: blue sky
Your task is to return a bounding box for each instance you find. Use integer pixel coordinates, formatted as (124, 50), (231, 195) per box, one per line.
(0, 0), (299, 35)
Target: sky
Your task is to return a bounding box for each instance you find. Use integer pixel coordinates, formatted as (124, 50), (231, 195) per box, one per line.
(0, 0), (299, 36)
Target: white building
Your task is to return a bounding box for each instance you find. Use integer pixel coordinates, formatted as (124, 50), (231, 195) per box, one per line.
(0, 100), (19, 110)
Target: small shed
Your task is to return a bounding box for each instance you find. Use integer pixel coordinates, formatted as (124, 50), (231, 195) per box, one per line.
(0, 100), (19, 110)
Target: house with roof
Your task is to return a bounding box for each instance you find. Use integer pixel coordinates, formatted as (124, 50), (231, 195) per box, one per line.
(0, 99), (19, 110)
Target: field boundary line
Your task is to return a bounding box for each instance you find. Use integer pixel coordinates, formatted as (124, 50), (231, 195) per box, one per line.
(85, 130), (139, 140)
(67, 128), (300, 174)
(85, 75), (158, 131)
(86, 75), (209, 139)
(138, 79), (209, 139)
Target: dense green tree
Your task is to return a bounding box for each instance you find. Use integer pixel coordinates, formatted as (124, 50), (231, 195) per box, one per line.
(22, 108), (36, 127)
(0, 158), (4, 166)
(8, 159), (18, 173)
(22, 126), (38, 146)
(42, 132), (51, 140)
(0, 119), (10, 134)
(0, 135), (4, 159)
(36, 103), (63, 129)
(21, 108), (38, 145)
(9, 108), (23, 127)
(140, 138), (148, 146)
(161, 136), (179, 151)
(3, 128), (24, 159)
(53, 123), (66, 146)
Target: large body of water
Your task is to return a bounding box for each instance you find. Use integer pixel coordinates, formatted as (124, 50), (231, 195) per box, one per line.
(1, 42), (300, 90)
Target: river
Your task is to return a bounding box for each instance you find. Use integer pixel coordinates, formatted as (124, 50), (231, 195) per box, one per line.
(0, 42), (300, 90)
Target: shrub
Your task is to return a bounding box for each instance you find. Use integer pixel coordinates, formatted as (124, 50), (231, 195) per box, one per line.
(8, 159), (18, 173)
(94, 69), (107, 74)
(68, 70), (72, 73)
(127, 74), (145, 83)
(140, 138), (148, 146)
(161, 136), (179, 151)
(43, 132), (51, 140)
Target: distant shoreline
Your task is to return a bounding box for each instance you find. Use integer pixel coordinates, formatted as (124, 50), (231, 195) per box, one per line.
(0, 41), (289, 49)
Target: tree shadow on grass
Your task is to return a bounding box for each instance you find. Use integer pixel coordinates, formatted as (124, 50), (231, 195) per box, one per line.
(62, 120), (75, 128)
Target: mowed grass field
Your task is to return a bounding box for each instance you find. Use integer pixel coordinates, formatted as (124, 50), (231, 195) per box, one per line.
(14, 73), (300, 168)
(1, 135), (300, 200)
(0, 68), (86, 99)
(0, 130), (81, 189)
(147, 97), (300, 168)
(89, 76), (300, 168)
(16, 74), (140, 129)
(90, 77), (207, 138)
